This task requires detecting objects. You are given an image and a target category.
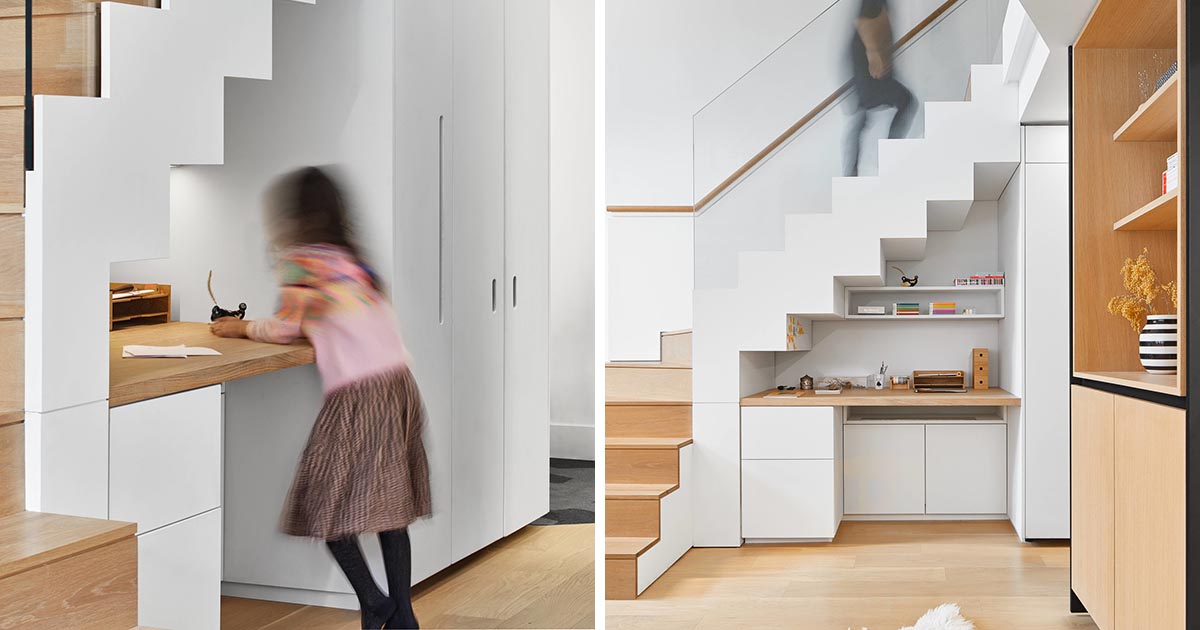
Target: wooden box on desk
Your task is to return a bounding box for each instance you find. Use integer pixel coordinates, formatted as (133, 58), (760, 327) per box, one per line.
(110, 283), (171, 330)
(912, 370), (966, 392)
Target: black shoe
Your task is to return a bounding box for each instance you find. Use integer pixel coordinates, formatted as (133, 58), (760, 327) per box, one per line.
(385, 606), (419, 629)
(363, 600), (397, 630)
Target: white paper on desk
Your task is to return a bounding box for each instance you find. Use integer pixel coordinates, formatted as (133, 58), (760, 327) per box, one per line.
(122, 345), (223, 358)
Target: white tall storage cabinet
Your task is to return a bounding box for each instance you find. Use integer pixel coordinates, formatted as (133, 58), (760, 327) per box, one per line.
(451, 0), (551, 561)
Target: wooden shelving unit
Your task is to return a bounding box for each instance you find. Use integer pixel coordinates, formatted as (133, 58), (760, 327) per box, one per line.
(1072, 0), (1184, 397)
(1112, 188), (1178, 230)
(110, 283), (171, 331)
(1113, 72), (1178, 142)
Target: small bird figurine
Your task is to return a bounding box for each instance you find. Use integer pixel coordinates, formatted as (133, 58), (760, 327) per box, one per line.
(891, 266), (919, 287)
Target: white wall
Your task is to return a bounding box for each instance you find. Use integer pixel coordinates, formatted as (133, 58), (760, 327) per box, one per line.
(775, 202), (1001, 385)
(606, 0), (824, 206)
(549, 0), (597, 460)
(607, 213), (694, 361)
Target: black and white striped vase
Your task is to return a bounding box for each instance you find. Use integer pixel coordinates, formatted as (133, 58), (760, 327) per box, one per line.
(1140, 314), (1178, 375)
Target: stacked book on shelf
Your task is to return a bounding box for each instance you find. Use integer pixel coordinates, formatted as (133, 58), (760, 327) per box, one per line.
(1164, 151), (1179, 194)
(954, 273), (1005, 286)
(893, 302), (921, 316)
(931, 301), (957, 315)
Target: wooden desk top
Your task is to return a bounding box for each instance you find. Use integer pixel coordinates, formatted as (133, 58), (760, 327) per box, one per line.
(741, 387), (1021, 407)
(110, 322), (315, 407)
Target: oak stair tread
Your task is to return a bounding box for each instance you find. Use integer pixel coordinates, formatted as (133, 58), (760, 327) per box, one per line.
(0, 410), (21, 427)
(605, 437), (693, 450)
(605, 361), (691, 369)
(0, 511), (136, 580)
(605, 536), (659, 559)
(606, 483), (678, 500)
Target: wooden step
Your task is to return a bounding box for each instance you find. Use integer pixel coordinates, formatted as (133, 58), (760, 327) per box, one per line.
(605, 403), (691, 438)
(605, 363), (691, 403)
(0, 416), (22, 516)
(0, 104), (22, 210)
(605, 483), (675, 538)
(0, 511), (138, 629)
(605, 537), (658, 601)
(0, 214), (23, 318)
(0, 320), (22, 412)
(605, 437), (691, 485)
(659, 329), (691, 367)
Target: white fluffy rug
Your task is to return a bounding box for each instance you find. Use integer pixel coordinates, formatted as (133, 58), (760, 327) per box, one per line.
(851, 603), (975, 630)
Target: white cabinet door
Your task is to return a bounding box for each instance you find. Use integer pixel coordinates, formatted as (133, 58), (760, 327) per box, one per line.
(452, 0), (506, 562)
(110, 386), (222, 533)
(843, 424), (925, 514)
(395, 0), (455, 584)
(741, 459), (836, 539)
(138, 508), (221, 630)
(925, 424), (1007, 514)
(502, 0), (551, 536)
(741, 407), (835, 460)
(1024, 160), (1070, 538)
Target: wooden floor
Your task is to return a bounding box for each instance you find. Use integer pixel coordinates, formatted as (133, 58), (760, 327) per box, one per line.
(606, 521), (1100, 630)
(221, 524), (595, 630)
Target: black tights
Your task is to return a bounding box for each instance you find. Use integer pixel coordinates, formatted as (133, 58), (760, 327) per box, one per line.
(327, 529), (418, 629)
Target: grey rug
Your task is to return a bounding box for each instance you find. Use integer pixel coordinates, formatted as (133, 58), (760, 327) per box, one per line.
(532, 458), (595, 525)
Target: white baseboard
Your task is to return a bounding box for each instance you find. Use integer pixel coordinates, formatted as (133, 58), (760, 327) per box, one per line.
(550, 422), (594, 461)
(842, 514), (1009, 521)
(222, 581), (357, 610)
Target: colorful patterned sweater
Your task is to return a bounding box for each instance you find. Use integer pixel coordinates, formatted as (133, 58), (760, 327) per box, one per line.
(247, 244), (410, 393)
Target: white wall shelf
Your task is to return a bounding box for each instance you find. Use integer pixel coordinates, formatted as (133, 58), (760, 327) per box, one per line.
(843, 285), (1005, 319)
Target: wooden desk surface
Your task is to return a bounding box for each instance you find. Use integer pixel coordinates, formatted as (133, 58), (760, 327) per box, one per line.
(741, 387), (1021, 407)
(110, 322), (315, 407)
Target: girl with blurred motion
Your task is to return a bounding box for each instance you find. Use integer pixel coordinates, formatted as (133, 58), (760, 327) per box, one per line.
(211, 167), (430, 629)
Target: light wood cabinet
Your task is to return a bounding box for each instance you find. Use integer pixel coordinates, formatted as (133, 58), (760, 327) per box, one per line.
(1070, 385), (1115, 630)
(1070, 385), (1185, 630)
(1113, 395), (1185, 629)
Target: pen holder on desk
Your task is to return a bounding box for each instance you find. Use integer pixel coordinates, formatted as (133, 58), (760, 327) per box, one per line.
(872, 373), (886, 390)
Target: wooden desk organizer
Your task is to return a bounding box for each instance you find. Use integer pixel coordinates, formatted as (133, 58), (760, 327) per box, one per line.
(110, 283), (171, 330)
(912, 370), (967, 392)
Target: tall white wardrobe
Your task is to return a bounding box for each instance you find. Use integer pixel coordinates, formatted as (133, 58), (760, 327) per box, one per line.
(446, 0), (551, 561)
(223, 0), (550, 605)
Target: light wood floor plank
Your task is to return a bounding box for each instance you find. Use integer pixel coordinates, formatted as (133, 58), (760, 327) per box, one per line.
(606, 521), (1098, 630)
(222, 524), (594, 630)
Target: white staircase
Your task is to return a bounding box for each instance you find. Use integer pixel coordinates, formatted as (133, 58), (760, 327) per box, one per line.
(691, 64), (1020, 546)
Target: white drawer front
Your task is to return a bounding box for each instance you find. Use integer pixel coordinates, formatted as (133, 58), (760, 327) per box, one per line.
(925, 424), (1007, 514)
(741, 459), (836, 539)
(843, 424), (925, 515)
(110, 386), (222, 533)
(741, 406), (834, 459)
(138, 508), (222, 630)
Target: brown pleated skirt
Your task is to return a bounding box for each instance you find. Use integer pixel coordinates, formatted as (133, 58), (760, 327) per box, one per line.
(281, 366), (432, 540)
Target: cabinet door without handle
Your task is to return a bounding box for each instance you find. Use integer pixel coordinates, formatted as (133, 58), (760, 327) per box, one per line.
(924, 424), (1006, 514)
(741, 459), (835, 539)
(1069, 385), (1114, 630)
(1114, 395), (1184, 629)
(843, 424), (924, 515)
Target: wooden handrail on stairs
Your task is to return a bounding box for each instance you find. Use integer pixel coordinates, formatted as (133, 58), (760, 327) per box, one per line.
(606, 0), (961, 215)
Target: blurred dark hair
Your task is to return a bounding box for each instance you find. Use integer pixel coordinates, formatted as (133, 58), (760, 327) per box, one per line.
(266, 166), (382, 292)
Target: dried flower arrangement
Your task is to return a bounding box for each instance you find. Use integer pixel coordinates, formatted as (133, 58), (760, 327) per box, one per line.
(1106, 248), (1177, 332)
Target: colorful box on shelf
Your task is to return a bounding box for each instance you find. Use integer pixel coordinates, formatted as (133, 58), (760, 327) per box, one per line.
(893, 302), (921, 316)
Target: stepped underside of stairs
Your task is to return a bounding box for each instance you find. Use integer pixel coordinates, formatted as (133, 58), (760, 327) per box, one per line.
(605, 330), (693, 599)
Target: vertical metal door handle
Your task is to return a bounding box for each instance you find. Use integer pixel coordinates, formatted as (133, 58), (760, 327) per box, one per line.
(492, 278), (497, 313)
(512, 275), (517, 308)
